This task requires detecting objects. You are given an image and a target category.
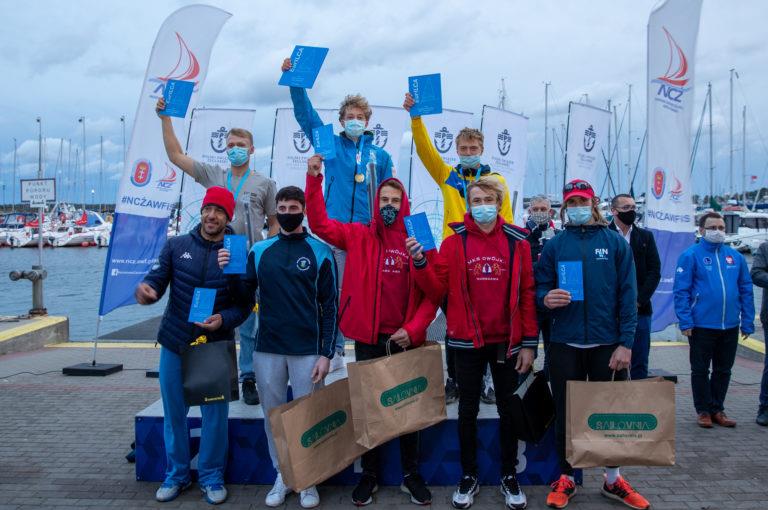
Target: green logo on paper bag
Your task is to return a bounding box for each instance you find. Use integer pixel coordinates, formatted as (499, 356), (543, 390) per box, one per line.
(588, 413), (658, 431)
(300, 410), (347, 448)
(380, 377), (428, 407)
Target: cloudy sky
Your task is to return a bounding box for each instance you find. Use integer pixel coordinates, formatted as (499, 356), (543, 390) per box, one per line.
(1, 0), (766, 206)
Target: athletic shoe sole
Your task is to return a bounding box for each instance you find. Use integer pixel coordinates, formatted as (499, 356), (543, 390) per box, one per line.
(452, 485), (480, 509)
(265, 490), (291, 507)
(546, 489), (576, 508)
(352, 484), (378, 506)
(156, 481), (191, 502)
(400, 483), (431, 505)
(202, 490), (227, 505)
(499, 485), (527, 509)
(600, 488), (648, 510)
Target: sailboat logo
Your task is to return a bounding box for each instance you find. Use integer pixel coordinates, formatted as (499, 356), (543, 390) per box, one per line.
(156, 164), (177, 191)
(669, 176), (684, 202)
(150, 32), (200, 96)
(658, 27), (689, 87)
(497, 129), (511, 156)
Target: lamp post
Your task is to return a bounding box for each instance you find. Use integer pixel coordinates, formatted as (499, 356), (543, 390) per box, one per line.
(78, 116), (86, 207)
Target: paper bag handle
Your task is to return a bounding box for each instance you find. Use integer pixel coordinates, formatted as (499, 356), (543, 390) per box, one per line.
(610, 369), (632, 382)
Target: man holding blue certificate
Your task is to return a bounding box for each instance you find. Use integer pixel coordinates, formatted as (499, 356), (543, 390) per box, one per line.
(157, 98), (279, 407)
(535, 179), (649, 510)
(135, 186), (252, 506)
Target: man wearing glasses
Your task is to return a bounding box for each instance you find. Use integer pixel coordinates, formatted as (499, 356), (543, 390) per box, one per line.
(608, 194), (661, 379)
(674, 212), (754, 428)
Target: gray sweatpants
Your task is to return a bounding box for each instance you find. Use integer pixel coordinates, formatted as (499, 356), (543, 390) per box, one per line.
(253, 351), (322, 470)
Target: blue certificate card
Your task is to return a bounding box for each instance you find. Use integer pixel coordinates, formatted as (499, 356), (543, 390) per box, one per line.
(278, 45), (329, 88)
(223, 235), (247, 275)
(558, 261), (584, 301)
(311, 124), (336, 160)
(404, 212), (436, 252)
(408, 73), (443, 117)
(161, 79), (195, 118)
(188, 288), (216, 323)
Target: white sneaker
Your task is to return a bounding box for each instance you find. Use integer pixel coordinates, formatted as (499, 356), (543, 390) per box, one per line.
(265, 473), (291, 507)
(500, 475), (526, 509)
(329, 352), (345, 372)
(300, 486), (320, 508)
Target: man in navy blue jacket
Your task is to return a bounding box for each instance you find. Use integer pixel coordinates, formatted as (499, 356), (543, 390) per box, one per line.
(674, 211), (754, 428)
(219, 185), (337, 509)
(136, 186), (251, 506)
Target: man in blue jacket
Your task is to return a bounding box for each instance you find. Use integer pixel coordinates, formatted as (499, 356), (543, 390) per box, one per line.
(219, 185), (337, 509)
(135, 186), (252, 506)
(280, 57), (393, 369)
(674, 211), (754, 429)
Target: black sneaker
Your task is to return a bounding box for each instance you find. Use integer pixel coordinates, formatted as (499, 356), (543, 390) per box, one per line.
(757, 407), (768, 427)
(352, 473), (378, 506)
(401, 473), (431, 505)
(445, 378), (458, 405)
(501, 474), (527, 509)
(480, 380), (496, 405)
(452, 474), (479, 509)
(242, 379), (259, 406)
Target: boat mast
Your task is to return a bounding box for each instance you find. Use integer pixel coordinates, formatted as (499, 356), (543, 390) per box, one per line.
(627, 84), (632, 194)
(708, 82), (714, 201)
(729, 68), (734, 197)
(742, 105), (747, 206)
(544, 82), (550, 198)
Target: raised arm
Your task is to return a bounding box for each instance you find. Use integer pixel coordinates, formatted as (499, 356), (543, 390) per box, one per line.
(404, 94), (451, 185)
(305, 156), (356, 249)
(156, 98), (195, 176)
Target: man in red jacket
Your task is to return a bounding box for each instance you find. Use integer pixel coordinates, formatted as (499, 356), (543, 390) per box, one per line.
(305, 155), (435, 507)
(407, 177), (537, 510)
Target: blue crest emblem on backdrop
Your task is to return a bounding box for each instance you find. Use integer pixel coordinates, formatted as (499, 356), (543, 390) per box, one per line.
(210, 126), (227, 153)
(583, 125), (596, 153)
(497, 129), (511, 156)
(293, 130), (311, 153)
(434, 127), (454, 154)
(371, 123), (388, 148)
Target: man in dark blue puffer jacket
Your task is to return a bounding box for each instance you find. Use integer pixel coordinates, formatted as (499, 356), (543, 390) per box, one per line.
(136, 186), (252, 506)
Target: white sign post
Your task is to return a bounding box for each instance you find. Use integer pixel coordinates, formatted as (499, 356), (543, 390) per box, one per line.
(21, 178), (56, 208)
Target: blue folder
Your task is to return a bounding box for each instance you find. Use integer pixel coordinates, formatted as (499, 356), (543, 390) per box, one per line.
(278, 46), (329, 88)
(161, 79), (194, 118)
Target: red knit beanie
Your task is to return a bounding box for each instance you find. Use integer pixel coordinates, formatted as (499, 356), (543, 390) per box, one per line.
(201, 186), (235, 220)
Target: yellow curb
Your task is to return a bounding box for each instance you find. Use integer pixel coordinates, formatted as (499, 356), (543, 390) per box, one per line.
(739, 335), (766, 355)
(0, 316), (68, 343)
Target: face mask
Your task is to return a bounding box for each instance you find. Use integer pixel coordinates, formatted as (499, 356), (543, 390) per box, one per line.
(566, 206), (592, 225)
(459, 155), (482, 169)
(227, 146), (250, 167)
(703, 229), (726, 244)
(379, 204), (398, 226)
(529, 211), (550, 227)
(277, 212), (304, 232)
(343, 119), (365, 138)
(616, 210), (636, 226)
(471, 205), (497, 224)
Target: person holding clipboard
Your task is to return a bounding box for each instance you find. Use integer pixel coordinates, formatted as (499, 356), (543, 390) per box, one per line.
(534, 179), (648, 510)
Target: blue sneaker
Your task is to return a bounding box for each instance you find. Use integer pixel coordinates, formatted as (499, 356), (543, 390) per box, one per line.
(201, 484), (228, 505)
(155, 480), (191, 502)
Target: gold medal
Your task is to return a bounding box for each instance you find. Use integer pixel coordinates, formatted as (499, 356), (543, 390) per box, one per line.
(355, 173), (365, 183)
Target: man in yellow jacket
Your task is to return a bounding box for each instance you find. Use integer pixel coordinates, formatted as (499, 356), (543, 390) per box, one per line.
(404, 92), (516, 406)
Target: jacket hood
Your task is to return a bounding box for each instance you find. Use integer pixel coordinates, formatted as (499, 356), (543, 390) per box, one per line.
(372, 177), (410, 235)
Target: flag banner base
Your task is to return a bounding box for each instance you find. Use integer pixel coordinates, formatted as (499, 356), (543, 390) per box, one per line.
(62, 363), (123, 377)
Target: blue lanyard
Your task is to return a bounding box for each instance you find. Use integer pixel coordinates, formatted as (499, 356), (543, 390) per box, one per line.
(226, 170), (250, 201)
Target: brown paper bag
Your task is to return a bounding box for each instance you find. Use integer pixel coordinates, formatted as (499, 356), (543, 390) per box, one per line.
(269, 378), (367, 491)
(347, 341), (447, 449)
(566, 377), (675, 467)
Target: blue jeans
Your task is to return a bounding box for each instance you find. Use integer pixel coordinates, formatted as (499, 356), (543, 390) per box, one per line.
(760, 328), (768, 411)
(631, 314), (652, 380)
(238, 312), (257, 382)
(159, 347), (229, 486)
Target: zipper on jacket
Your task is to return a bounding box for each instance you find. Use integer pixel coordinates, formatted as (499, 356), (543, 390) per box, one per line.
(507, 245), (523, 357)
(578, 227), (589, 344)
(193, 242), (213, 340)
(714, 247), (727, 329)
(350, 140), (363, 222)
(371, 243), (382, 344)
(461, 276), (483, 346)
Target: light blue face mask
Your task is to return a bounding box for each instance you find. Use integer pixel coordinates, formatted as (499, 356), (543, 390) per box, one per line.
(227, 146), (250, 167)
(459, 154), (482, 169)
(566, 206), (592, 225)
(471, 205), (497, 224)
(343, 119), (365, 138)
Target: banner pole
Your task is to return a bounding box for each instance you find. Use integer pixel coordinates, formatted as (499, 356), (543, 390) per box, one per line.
(269, 109), (279, 179)
(562, 102), (572, 187)
(176, 108), (197, 234)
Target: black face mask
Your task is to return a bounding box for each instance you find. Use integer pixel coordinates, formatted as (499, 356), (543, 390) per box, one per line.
(616, 210), (636, 226)
(277, 212), (304, 232)
(379, 204), (398, 226)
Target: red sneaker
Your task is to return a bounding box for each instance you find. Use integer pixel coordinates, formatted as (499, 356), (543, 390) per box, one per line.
(546, 475), (576, 508)
(601, 475), (650, 509)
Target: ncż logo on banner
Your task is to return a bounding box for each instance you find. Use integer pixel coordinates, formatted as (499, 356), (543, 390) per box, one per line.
(497, 129), (511, 156)
(156, 164), (177, 191)
(210, 126), (227, 153)
(652, 27), (691, 113)
(434, 127), (454, 153)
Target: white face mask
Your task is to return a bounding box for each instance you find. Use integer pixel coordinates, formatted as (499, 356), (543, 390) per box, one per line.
(703, 229), (726, 244)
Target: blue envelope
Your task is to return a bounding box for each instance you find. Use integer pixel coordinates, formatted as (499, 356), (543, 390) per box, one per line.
(188, 288), (216, 323)
(278, 45), (329, 89)
(408, 73), (443, 117)
(404, 212), (436, 252)
(312, 124), (336, 160)
(161, 79), (195, 118)
(223, 235), (247, 274)
(558, 261), (584, 301)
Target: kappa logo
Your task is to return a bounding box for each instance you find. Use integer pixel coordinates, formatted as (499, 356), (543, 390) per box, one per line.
(130, 159), (152, 187)
(497, 129), (511, 156)
(676, 266), (684, 273)
(293, 130), (311, 153)
(371, 123), (388, 148)
(594, 248), (609, 260)
(434, 127), (454, 154)
(583, 125), (596, 153)
(156, 164), (177, 192)
(296, 256), (311, 271)
(652, 27), (691, 110)
(210, 127), (228, 153)
(180, 252), (192, 260)
(149, 32), (200, 97)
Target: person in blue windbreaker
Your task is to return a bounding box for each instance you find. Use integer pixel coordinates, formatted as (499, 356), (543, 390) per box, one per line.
(674, 211), (754, 429)
(535, 179), (649, 510)
(280, 56), (393, 370)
